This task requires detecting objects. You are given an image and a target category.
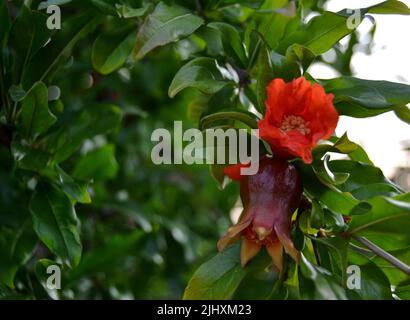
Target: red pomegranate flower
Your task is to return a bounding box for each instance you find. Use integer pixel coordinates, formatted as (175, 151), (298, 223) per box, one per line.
(258, 77), (339, 164)
(219, 157), (303, 270)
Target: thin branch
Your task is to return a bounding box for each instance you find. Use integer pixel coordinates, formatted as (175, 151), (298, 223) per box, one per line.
(353, 236), (410, 275)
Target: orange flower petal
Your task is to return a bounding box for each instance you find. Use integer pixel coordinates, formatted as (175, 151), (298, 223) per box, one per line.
(217, 217), (251, 251)
(260, 77), (339, 164)
(274, 224), (300, 263)
(241, 238), (262, 267)
(266, 241), (283, 272)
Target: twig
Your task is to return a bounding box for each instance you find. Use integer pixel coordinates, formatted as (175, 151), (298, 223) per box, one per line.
(353, 236), (410, 275)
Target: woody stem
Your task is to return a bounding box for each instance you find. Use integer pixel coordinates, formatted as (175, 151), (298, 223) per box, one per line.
(353, 236), (410, 275)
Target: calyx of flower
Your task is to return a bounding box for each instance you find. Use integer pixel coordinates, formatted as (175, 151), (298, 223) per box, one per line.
(219, 157), (303, 270)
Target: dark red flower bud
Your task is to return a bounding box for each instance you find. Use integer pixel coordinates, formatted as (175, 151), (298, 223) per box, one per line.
(218, 157), (303, 270)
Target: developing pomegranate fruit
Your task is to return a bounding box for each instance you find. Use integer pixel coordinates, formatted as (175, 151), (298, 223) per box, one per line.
(218, 157), (303, 271)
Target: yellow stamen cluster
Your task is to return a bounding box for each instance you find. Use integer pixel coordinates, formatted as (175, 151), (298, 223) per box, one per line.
(280, 115), (311, 135)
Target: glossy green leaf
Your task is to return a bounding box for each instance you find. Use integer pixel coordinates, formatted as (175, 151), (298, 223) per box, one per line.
(367, 0), (410, 14)
(394, 105), (410, 124)
(310, 199), (324, 229)
(72, 144), (119, 181)
(285, 44), (315, 72)
(207, 22), (247, 67)
(313, 155), (350, 186)
(30, 183), (82, 267)
(11, 139), (52, 171)
(133, 2), (203, 59)
(66, 231), (145, 283)
(115, 3), (152, 19)
(296, 162), (360, 216)
(43, 104), (122, 163)
(54, 166), (91, 204)
(34, 259), (63, 299)
(9, 6), (51, 81)
(322, 76), (410, 118)
(348, 261), (393, 300)
(183, 243), (247, 299)
(169, 57), (228, 98)
(348, 193), (410, 250)
(199, 110), (259, 130)
(23, 12), (101, 88)
(20, 82), (57, 138)
(277, 11), (360, 55)
(313, 133), (359, 160)
(251, 42), (272, 113)
(0, 225), (35, 288)
(327, 160), (402, 198)
(299, 254), (347, 300)
(92, 26), (136, 75)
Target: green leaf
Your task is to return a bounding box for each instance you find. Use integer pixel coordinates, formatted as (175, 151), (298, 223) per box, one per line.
(34, 259), (63, 299)
(207, 22), (247, 68)
(257, 7), (295, 50)
(327, 160), (402, 199)
(92, 26), (136, 75)
(133, 2), (204, 59)
(285, 44), (315, 72)
(367, 0), (410, 15)
(30, 183), (82, 267)
(296, 162), (360, 216)
(66, 231), (145, 283)
(313, 155), (350, 186)
(20, 82), (57, 138)
(349, 245), (410, 286)
(310, 236), (349, 283)
(251, 42), (272, 113)
(115, 3), (152, 19)
(310, 199), (324, 229)
(23, 12), (101, 88)
(90, 0), (117, 15)
(348, 261), (393, 300)
(11, 139), (52, 171)
(183, 243), (247, 299)
(299, 254), (347, 300)
(313, 133), (360, 160)
(9, 6), (52, 81)
(72, 144), (119, 181)
(324, 209), (346, 232)
(169, 57), (227, 98)
(394, 105), (410, 125)
(53, 166), (91, 204)
(395, 284), (410, 300)
(199, 110), (259, 130)
(348, 193), (410, 250)
(321, 76), (410, 118)
(43, 104), (122, 163)
(0, 224), (35, 288)
(277, 11), (360, 55)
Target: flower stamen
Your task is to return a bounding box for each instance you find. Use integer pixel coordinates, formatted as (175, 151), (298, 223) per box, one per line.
(280, 115), (311, 135)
